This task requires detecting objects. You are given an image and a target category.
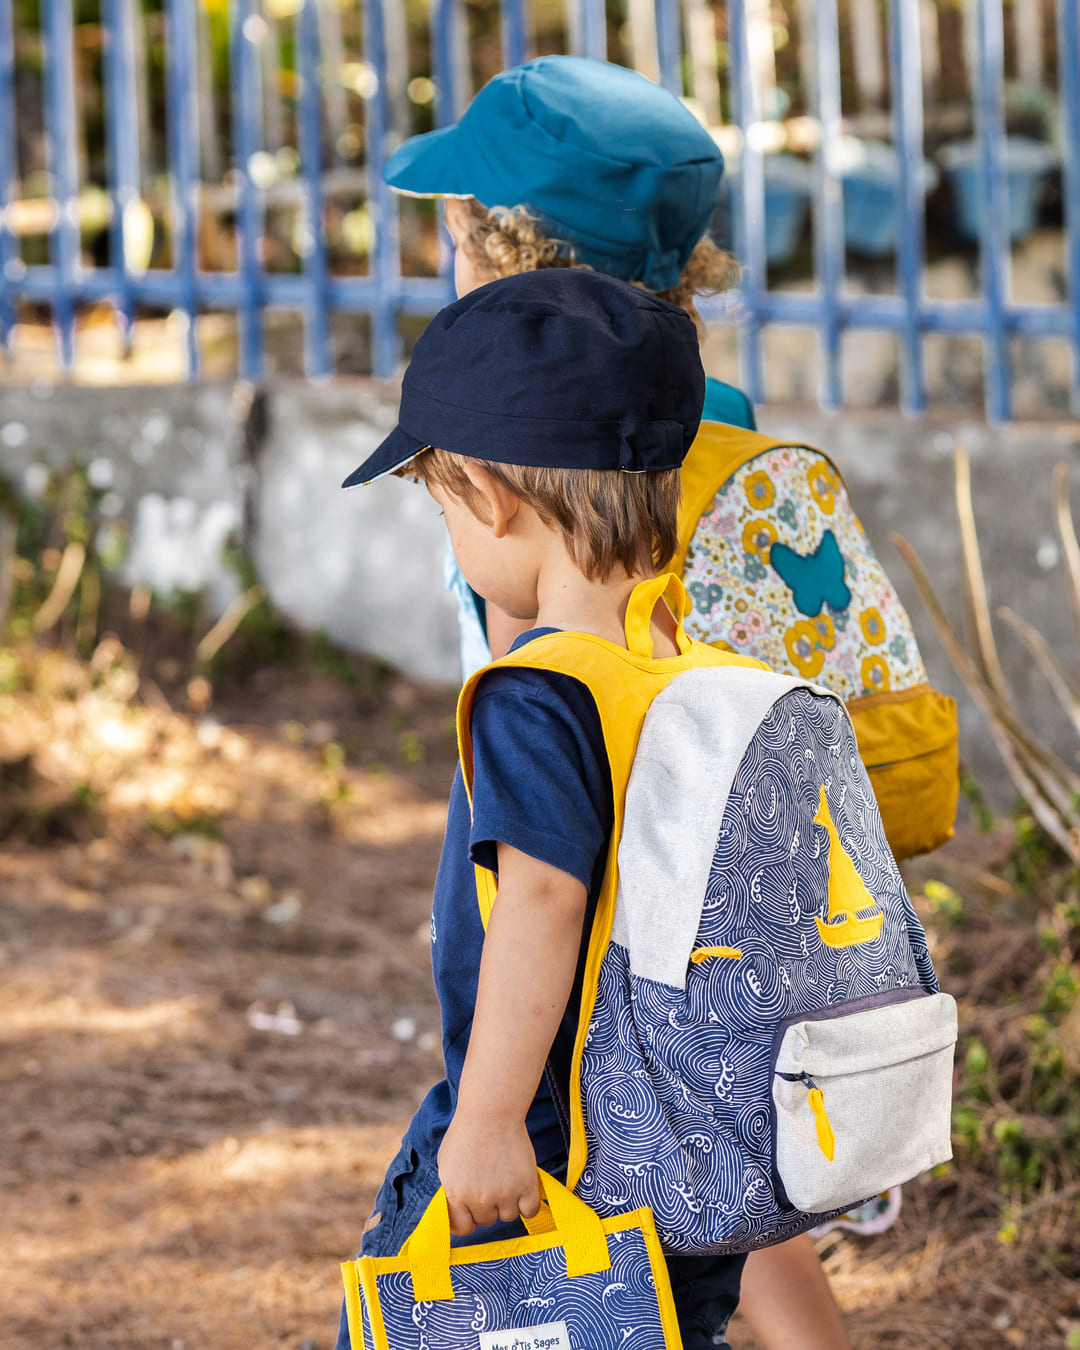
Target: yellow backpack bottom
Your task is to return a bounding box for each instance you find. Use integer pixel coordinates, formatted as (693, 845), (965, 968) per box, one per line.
(848, 684), (959, 861)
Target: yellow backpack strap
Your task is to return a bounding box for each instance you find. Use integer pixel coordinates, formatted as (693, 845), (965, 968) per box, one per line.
(674, 422), (849, 577)
(454, 575), (766, 1185)
(622, 573), (694, 658)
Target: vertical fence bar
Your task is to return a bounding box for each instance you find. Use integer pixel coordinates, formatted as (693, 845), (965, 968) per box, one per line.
(728, 0), (765, 405)
(566, 0), (607, 59)
(365, 0), (402, 377)
(0, 0), (17, 353)
(431, 0), (459, 302)
(102, 0), (140, 349)
(974, 0), (1011, 421)
(811, 0), (844, 411)
(1058, 0), (1080, 411)
(501, 0), (528, 68)
(164, 0), (201, 377)
(654, 0), (682, 94)
(889, 0), (928, 414)
(431, 0), (461, 129)
(230, 0), (265, 382)
(581, 0), (608, 59)
(42, 0), (79, 369)
(298, 0), (331, 378)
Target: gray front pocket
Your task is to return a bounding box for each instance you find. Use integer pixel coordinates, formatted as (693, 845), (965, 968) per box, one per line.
(771, 989), (958, 1213)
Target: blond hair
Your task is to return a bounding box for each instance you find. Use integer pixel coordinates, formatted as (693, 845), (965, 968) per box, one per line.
(456, 199), (738, 338)
(405, 447), (681, 582)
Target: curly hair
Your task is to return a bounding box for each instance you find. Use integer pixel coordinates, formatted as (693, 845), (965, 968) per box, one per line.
(455, 198), (738, 339)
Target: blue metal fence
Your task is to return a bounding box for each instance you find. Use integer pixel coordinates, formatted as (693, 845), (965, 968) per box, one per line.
(0, 0), (1078, 420)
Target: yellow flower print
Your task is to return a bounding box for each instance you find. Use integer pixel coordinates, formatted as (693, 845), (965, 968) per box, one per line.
(744, 470), (776, 510)
(861, 655), (891, 692)
(758, 634), (785, 669)
(860, 606), (886, 645)
(811, 612), (836, 651)
(742, 518), (777, 565)
(818, 667), (855, 700)
(807, 461), (841, 515)
(785, 620), (826, 679)
(734, 597), (748, 613)
(761, 584), (790, 612)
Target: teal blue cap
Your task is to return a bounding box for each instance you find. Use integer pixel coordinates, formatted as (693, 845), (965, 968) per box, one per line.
(385, 56), (724, 292)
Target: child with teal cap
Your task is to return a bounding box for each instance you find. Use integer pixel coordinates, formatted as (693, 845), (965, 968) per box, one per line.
(375, 54), (853, 1350)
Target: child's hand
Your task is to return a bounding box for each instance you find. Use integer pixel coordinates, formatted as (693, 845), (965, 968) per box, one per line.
(437, 1113), (541, 1236)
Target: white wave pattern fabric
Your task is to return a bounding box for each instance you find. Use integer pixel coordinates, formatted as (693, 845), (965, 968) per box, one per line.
(362, 1227), (671, 1350)
(575, 669), (946, 1254)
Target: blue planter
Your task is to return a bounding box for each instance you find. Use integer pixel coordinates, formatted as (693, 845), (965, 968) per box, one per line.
(831, 138), (939, 257)
(713, 154), (811, 265)
(938, 136), (1060, 241)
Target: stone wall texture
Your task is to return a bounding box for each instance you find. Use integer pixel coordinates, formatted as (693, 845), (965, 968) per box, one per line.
(2, 378), (1078, 803)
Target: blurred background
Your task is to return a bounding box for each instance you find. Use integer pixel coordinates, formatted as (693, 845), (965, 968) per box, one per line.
(2, 4), (1080, 1349)
(0, 0), (1077, 411)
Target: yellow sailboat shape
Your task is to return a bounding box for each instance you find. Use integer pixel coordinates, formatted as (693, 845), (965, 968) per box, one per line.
(813, 786), (884, 948)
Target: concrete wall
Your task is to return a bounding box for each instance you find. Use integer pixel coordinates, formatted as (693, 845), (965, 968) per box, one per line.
(2, 378), (1078, 800)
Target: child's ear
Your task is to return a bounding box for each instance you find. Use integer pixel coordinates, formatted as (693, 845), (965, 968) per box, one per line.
(462, 463), (520, 540)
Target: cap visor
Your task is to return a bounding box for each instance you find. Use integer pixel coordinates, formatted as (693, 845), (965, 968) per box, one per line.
(384, 124), (476, 198)
(341, 424), (429, 488)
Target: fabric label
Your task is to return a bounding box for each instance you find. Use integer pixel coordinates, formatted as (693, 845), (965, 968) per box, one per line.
(478, 1321), (572, 1350)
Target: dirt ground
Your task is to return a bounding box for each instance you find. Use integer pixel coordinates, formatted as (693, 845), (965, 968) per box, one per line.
(2, 642), (1078, 1350)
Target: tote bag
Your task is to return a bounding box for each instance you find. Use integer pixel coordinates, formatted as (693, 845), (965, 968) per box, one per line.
(341, 1169), (682, 1350)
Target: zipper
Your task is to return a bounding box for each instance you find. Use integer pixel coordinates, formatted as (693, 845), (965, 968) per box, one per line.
(768, 987), (927, 1203)
(776, 1072), (836, 1161)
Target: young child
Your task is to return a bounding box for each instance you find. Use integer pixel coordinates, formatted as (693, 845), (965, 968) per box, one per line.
(335, 268), (746, 1349)
(386, 55), (751, 676)
(385, 55), (854, 1349)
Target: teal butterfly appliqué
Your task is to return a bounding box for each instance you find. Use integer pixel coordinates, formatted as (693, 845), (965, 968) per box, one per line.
(770, 529), (852, 617)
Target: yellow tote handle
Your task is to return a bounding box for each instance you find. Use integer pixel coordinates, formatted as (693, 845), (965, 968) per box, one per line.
(622, 573), (693, 659)
(404, 1168), (611, 1303)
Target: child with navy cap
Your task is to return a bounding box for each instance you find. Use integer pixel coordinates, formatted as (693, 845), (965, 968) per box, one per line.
(334, 268), (745, 1350)
(379, 56), (853, 1350)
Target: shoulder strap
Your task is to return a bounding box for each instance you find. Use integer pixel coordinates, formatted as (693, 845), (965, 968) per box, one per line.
(456, 574), (762, 834)
(673, 422), (850, 577)
(456, 574), (764, 1188)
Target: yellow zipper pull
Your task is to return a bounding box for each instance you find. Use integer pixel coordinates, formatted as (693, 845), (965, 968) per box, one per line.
(806, 1081), (836, 1161)
(690, 946), (743, 963)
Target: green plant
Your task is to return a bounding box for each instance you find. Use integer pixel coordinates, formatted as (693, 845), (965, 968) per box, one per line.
(310, 628), (361, 689)
(924, 879), (965, 926)
(959, 768), (996, 833)
(398, 729), (424, 767)
(1, 461), (114, 655)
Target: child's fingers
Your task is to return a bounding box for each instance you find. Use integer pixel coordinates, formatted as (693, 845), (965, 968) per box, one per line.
(446, 1195), (479, 1236)
(517, 1179), (541, 1221)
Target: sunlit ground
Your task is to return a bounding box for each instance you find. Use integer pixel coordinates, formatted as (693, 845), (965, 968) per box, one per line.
(1, 633), (1078, 1348)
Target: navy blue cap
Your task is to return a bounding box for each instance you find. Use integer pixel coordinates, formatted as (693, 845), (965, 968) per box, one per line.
(384, 56), (724, 292)
(342, 269), (704, 488)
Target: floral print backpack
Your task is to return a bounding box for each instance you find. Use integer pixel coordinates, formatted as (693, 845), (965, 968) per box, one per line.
(673, 423), (958, 860)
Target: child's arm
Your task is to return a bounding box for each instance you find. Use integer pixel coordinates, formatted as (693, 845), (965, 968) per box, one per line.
(437, 841), (588, 1236)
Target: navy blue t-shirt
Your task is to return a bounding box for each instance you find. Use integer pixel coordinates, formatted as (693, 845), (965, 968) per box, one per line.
(403, 630), (613, 1170)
